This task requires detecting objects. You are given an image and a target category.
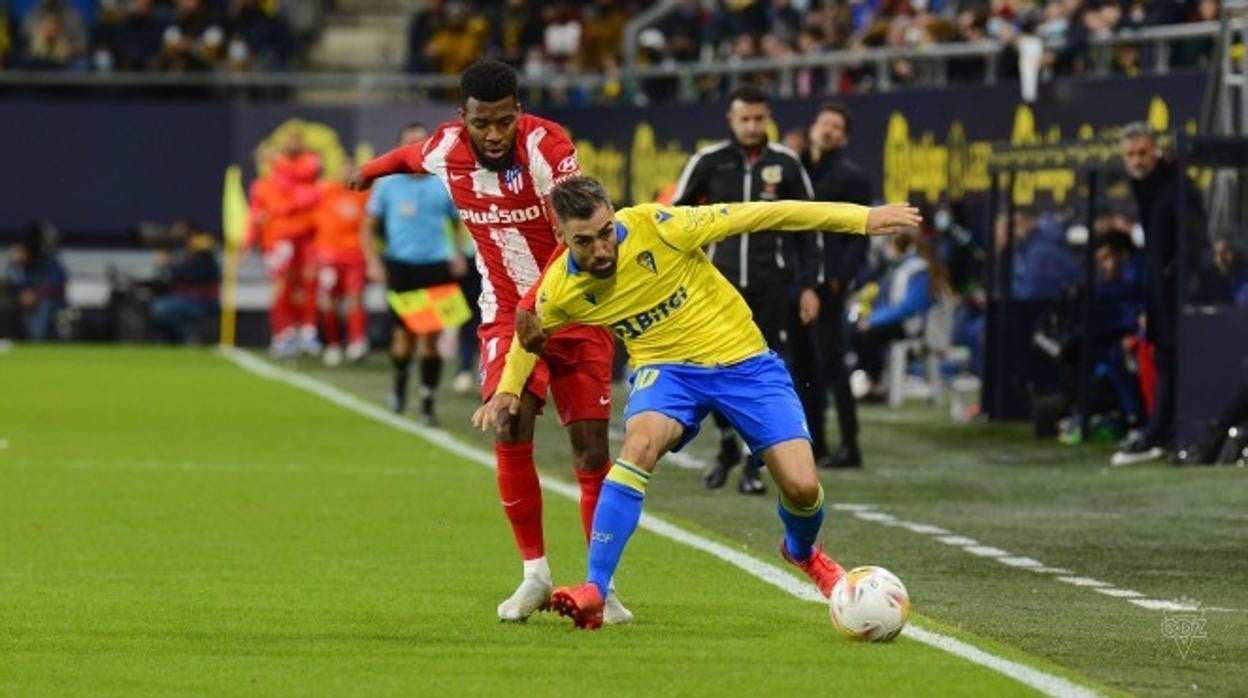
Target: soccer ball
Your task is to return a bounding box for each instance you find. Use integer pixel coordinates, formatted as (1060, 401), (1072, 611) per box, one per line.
(828, 566), (910, 642)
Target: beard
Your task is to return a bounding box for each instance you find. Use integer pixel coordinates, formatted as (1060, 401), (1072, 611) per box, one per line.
(470, 140), (515, 172)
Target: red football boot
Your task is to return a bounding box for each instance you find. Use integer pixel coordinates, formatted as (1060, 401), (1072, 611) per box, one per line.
(781, 542), (845, 598)
(549, 583), (605, 630)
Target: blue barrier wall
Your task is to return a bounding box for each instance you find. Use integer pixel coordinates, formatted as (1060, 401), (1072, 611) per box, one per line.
(0, 73), (1206, 240)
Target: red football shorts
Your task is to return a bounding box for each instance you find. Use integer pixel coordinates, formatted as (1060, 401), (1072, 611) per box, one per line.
(263, 235), (315, 278)
(479, 322), (614, 425)
(317, 255), (367, 297)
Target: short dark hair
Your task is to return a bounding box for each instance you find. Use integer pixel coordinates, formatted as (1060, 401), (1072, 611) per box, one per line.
(728, 83), (769, 106)
(551, 176), (611, 223)
(460, 59), (519, 105)
(819, 102), (853, 136)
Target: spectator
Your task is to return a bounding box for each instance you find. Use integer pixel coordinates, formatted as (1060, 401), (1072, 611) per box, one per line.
(541, 1), (581, 70)
(20, 0), (87, 69)
(150, 221), (221, 345)
(656, 0), (707, 63)
(1088, 231), (1147, 427)
(426, 0), (489, 77)
(111, 0), (167, 70)
(997, 210), (1080, 300)
(771, 0), (804, 44)
(490, 0), (540, 69)
(1111, 121), (1206, 466)
(228, 0), (293, 70)
(579, 0), (628, 73)
(155, 0), (227, 72)
(3, 223), (67, 341)
(406, 0), (444, 73)
(1192, 238), (1248, 307)
(852, 232), (945, 400)
(793, 27), (829, 96)
(1, 10), (10, 68)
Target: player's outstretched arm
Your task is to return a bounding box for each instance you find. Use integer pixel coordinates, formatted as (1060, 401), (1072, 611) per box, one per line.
(659, 201), (921, 250)
(349, 144), (424, 191)
(865, 203), (923, 235)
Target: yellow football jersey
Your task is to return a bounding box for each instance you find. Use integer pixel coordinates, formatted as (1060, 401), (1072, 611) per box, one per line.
(497, 200), (870, 396)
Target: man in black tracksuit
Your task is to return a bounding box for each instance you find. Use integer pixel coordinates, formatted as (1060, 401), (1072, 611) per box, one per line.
(671, 84), (819, 494)
(1111, 122), (1205, 466)
(796, 102), (871, 469)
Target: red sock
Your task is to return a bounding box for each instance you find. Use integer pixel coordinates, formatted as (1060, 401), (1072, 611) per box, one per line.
(269, 287), (292, 339)
(322, 302), (341, 346)
(347, 305), (367, 344)
(575, 462), (610, 543)
(495, 442), (544, 560)
(299, 274), (319, 327)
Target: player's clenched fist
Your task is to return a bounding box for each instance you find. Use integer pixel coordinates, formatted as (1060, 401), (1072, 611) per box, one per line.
(472, 392), (521, 432)
(865, 203), (922, 235)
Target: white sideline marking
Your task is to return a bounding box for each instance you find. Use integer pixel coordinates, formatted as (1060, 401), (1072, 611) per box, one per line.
(936, 535), (979, 546)
(966, 546), (1012, 558)
(1056, 577), (1110, 588)
(998, 557), (1045, 569)
(220, 348), (1100, 698)
(832, 502), (1238, 615)
(1094, 588), (1144, 599)
(1130, 599), (1200, 611)
(901, 522), (950, 535)
(0, 438), (9, 450)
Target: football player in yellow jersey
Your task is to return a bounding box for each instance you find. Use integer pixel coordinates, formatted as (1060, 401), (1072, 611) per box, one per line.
(473, 176), (920, 629)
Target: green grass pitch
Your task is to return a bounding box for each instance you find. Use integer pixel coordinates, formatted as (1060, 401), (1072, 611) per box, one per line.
(2, 346), (1244, 696)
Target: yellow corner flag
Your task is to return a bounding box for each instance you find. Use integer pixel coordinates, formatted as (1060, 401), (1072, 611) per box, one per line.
(219, 164), (248, 347)
(387, 283), (472, 334)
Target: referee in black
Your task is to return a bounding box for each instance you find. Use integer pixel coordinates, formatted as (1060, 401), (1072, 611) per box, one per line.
(796, 102), (871, 468)
(671, 84), (820, 494)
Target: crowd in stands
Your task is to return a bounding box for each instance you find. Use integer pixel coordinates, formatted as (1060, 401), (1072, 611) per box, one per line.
(0, 0), (296, 72)
(0, 0), (1221, 96)
(403, 0), (1223, 103)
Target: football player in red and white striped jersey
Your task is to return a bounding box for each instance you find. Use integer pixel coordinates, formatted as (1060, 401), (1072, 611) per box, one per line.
(354, 60), (630, 625)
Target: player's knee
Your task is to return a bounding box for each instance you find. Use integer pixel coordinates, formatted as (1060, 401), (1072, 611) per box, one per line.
(785, 472), (822, 509)
(619, 433), (662, 469)
(572, 445), (610, 472)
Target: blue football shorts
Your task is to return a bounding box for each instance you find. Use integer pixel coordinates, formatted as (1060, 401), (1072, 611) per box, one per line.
(621, 351), (810, 455)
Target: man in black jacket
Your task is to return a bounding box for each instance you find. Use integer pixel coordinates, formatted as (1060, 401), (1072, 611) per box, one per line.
(671, 83), (819, 494)
(796, 102), (871, 469)
(1111, 122), (1205, 466)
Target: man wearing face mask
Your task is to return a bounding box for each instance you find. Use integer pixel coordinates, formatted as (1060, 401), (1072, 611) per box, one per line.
(671, 84), (819, 494)
(797, 102), (871, 469)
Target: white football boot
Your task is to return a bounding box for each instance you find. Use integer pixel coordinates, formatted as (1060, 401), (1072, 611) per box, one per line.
(497, 558), (554, 622)
(603, 583), (634, 625)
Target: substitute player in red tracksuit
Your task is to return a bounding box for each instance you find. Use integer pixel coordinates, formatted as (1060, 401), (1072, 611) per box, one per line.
(354, 60), (631, 624)
(314, 170), (370, 366)
(248, 134), (323, 357)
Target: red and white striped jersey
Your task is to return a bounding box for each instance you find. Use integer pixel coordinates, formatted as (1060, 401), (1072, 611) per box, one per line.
(361, 113), (581, 327)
